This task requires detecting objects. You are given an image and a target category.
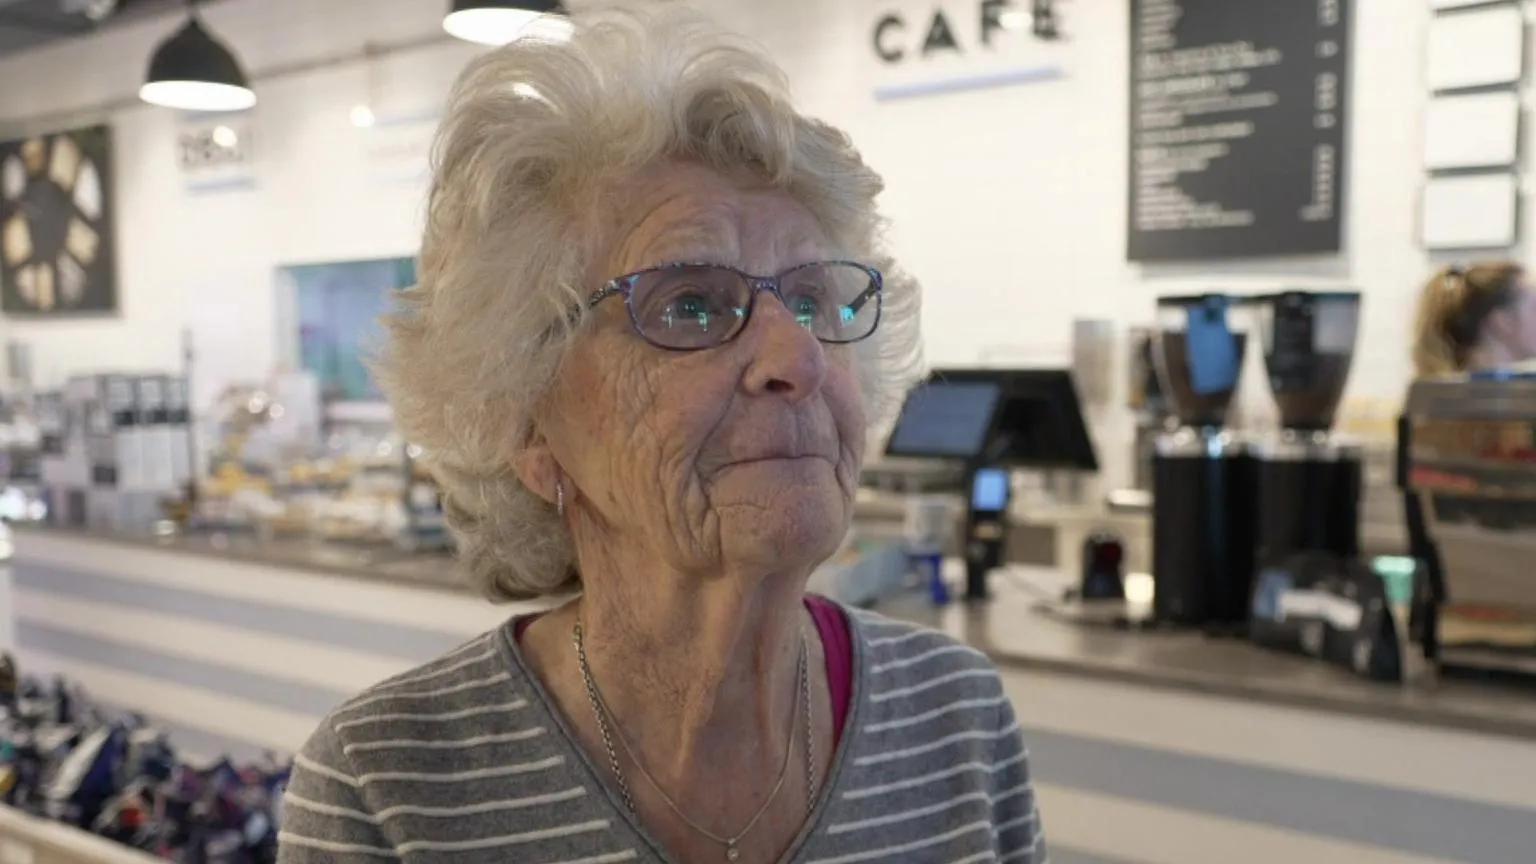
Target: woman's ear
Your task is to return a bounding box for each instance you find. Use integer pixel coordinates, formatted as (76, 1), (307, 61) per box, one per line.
(513, 430), (561, 506)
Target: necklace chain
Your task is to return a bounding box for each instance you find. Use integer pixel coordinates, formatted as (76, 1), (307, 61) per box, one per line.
(573, 620), (817, 861)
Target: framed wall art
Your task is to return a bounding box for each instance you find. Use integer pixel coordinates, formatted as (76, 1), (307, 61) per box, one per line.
(0, 124), (117, 315)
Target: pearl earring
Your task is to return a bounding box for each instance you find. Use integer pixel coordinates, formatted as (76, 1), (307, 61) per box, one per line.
(555, 480), (565, 517)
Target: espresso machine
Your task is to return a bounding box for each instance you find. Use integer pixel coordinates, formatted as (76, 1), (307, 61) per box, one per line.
(1250, 291), (1363, 569)
(1150, 294), (1257, 628)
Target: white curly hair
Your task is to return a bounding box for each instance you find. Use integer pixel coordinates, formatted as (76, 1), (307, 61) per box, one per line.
(373, 1), (924, 602)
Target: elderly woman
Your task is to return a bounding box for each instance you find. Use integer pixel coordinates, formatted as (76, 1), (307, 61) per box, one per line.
(277, 5), (1042, 863)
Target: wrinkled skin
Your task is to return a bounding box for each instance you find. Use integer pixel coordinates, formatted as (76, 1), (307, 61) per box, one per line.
(520, 161), (866, 582)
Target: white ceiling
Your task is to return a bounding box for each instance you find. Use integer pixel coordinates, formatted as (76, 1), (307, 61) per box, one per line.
(0, 0), (208, 57)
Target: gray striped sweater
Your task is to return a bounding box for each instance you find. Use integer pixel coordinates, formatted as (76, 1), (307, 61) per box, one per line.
(277, 604), (1046, 863)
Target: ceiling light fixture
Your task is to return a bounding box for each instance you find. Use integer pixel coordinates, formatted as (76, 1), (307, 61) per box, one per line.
(443, 0), (569, 47)
(140, 2), (256, 112)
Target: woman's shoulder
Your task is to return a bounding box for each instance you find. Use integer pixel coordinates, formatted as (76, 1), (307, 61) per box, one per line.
(835, 606), (1024, 790)
(349, 627), (518, 703)
(845, 606), (996, 673)
(306, 627), (530, 752)
(842, 606), (1008, 718)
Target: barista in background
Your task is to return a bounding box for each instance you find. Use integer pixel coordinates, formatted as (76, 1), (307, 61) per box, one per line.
(1402, 261), (1536, 659)
(1411, 261), (1536, 376)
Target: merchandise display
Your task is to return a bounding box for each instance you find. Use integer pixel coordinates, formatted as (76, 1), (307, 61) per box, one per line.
(22, 364), (451, 553)
(38, 373), (191, 531)
(0, 655), (286, 863)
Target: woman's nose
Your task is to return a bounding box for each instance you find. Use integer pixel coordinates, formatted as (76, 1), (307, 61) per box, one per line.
(740, 294), (828, 401)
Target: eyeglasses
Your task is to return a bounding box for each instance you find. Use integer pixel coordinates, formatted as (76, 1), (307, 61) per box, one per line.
(586, 261), (883, 352)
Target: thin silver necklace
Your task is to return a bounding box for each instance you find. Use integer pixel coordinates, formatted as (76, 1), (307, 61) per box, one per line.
(573, 620), (817, 862)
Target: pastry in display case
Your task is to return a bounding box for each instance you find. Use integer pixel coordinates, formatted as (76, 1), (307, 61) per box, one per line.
(190, 377), (440, 550)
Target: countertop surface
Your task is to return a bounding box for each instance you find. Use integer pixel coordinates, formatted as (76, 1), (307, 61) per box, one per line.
(17, 524), (1533, 741)
(873, 582), (1536, 742)
(12, 524), (468, 593)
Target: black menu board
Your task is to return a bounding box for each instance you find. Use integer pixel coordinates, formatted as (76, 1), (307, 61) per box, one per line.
(1128, 0), (1350, 262)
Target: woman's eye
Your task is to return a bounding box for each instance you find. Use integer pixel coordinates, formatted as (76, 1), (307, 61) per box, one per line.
(788, 294), (822, 322)
(658, 290), (726, 330)
(671, 292), (710, 319)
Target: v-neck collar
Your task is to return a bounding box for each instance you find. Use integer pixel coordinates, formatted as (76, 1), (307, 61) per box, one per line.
(494, 598), (869, 864)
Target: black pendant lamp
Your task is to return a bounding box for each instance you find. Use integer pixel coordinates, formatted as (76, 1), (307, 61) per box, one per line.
(140, 4), (255, 112)
(444, 0), (567, 46)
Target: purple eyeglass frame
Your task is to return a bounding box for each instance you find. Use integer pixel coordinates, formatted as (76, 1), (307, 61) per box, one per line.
(584, 260), (884, 352)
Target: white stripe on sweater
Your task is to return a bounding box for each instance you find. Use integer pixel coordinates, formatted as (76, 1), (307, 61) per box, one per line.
(395, 819), (610, 854)
(998, 830), (1046, 863)
(357, 755), (564, 785)
(868, 669), (997, 703)
(545, 851), (639, 864)
(372, 646), (496, 689)
(865, 629), (937, 647)
(343, 728), (545, 754)
(338, 673), (513, 712)
(333, 700), (527, 730)
(284, 786), (589, 823)
(374, 787), (588, 821)
(869, 644), (977, 673)
(827, 791), (989, 834)
(293, 754), (358, 788)
(854, 724), (1020, 766)
(841, 752), (1028, 800)
(804, 820), (992, 864)
(863, 696), (1008, 733)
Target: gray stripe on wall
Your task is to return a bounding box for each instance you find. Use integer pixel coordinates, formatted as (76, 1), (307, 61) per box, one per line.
(16, 619), (352, 718)
(1025, 726), (1536, 864)
(13, 562), (477, 661)
(1048, 847), (1143, 864)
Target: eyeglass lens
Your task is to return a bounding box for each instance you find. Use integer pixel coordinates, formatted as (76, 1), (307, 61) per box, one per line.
(628, 263), (879, 350)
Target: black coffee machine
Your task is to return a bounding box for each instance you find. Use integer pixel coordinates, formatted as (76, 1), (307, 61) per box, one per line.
(1150, 294), (1258, 629)
(1250, 291), (1363, 568)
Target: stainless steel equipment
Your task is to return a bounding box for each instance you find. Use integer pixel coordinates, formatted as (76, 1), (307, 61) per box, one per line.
(1150, 295), (1256, 628)
(1403, 373), (1536, 675)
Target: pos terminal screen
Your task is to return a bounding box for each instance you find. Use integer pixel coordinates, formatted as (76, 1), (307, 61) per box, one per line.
(885, 381), (1001, 459)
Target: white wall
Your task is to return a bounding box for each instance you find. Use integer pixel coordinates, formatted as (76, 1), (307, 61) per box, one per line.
(0, 0), (1452, 479)
(0, 0), (480, 404)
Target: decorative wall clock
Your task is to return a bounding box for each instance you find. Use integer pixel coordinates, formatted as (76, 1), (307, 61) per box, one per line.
(0, 124), (117, 315)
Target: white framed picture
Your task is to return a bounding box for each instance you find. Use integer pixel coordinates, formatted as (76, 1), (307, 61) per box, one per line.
(1423, 91), (1521, 169)
(1427, 5), (1524, 91)
(1420, 173), (1519, 250)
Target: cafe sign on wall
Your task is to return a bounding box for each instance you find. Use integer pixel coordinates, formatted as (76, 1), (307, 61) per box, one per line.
(868, 0), (1069, 101)
(176, 117), (256, 194)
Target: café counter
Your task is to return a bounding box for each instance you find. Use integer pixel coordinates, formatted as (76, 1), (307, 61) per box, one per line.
(4, 526), (1534, 864)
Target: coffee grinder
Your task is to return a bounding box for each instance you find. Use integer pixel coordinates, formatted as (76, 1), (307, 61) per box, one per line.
(1150, 294), (1257, 628)
(1251, 291), (1363, 568)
